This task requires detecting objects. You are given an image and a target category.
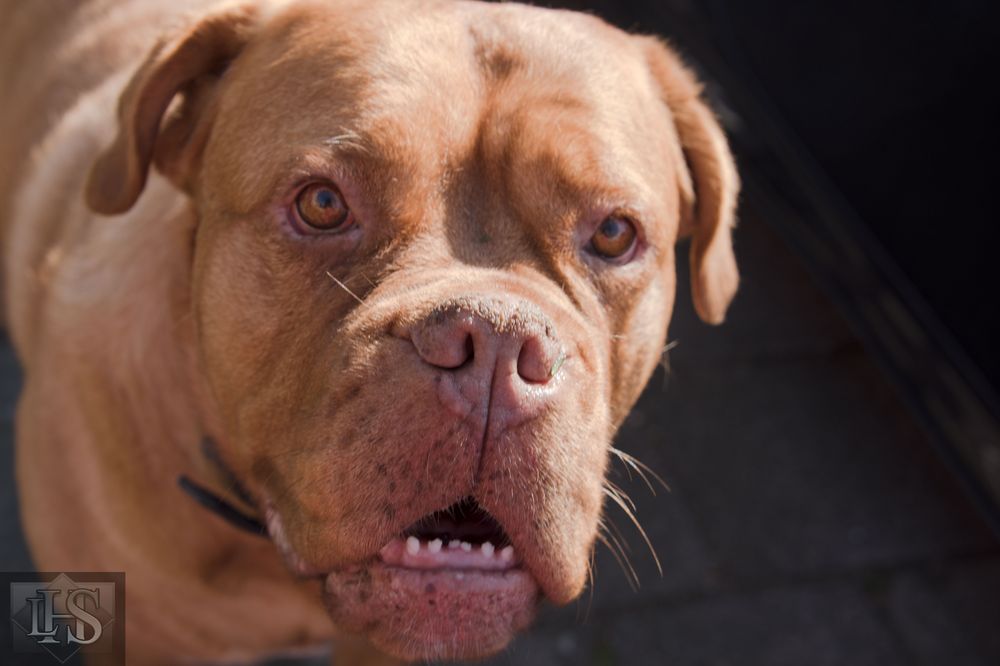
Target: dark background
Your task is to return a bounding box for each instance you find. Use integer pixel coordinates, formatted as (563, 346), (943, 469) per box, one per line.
(697, 0), (1000, 387)
(554, 0), (1000, 512)
(565, 0), (1000, 399)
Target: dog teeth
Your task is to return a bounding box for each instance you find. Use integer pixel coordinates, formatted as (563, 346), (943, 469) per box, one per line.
(390, 536), (516, 570)
(398, 536), (514, 566)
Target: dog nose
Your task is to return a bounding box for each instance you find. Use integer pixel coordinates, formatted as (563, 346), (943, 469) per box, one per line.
(409, 299), (565, 388)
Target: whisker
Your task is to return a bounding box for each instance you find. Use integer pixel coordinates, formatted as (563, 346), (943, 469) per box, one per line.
(604, 479), (637, 514)
(659, 339), (679, 386)
(603, 486), (663, 576)
(597, 523), (639, 590)
(602, 511), (634, 555)
(577, 548), (596, 624)
(597, 532), (638, 591)
(610, 447), (671, 495)
(325, 271), (364, 304)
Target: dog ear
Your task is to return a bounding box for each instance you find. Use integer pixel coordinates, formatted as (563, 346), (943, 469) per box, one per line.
(641, 38), (740, 325)
(85, 4), (262, 215)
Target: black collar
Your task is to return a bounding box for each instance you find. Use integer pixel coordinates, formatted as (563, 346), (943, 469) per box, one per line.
(178, 437), (268, 538)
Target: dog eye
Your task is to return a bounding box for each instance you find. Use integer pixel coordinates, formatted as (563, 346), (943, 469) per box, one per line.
(294, 182), (351, 232)
(590, 216), (637, 261)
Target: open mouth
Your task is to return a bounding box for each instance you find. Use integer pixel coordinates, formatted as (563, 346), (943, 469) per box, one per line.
(379, 497), (519, 571)
(323, 497), (539, 660)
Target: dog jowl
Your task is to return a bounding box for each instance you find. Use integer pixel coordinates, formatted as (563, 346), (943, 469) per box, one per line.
(5, 0), (738, 662)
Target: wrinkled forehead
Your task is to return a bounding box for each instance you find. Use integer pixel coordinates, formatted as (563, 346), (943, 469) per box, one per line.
(206, 0), (674, 212)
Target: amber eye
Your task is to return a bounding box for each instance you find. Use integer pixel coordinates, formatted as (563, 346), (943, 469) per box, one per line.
(590, 216), (637, 260)
(294, 182), (351, 232)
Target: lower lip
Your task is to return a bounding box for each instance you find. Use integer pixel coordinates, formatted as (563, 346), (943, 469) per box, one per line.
(322, 544), (539, 661)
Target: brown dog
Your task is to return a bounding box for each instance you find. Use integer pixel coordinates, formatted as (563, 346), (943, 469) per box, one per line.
(0, 0), (738, 662)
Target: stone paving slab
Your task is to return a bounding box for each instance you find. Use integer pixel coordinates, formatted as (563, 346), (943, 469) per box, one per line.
(629, 353), (997, 584)
(478, 582), (911, 666)
(602, 583), (910, 666)
(935, 559), (1000, 663)
(886, 571), (990, 666)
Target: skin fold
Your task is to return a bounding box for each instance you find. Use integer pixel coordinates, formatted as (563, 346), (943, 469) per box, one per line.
(0, 0), (739, 663)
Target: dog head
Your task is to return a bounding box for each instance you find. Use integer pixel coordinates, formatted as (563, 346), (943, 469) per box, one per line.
(87, 0), (738, 660)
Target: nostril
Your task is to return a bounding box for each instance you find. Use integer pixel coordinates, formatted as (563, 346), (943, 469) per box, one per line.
(463, 333), (475, 366)
(516, 336), (562, 384)
(411, 323), (476, 370)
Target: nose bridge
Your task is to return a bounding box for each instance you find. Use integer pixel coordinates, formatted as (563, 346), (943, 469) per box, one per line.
(451, 296), (550, 341)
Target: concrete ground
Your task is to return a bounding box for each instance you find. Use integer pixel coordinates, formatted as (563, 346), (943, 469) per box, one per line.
(2, 209), (999, 664)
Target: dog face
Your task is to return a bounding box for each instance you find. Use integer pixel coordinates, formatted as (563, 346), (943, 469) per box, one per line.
(87, 0), (738, 660)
